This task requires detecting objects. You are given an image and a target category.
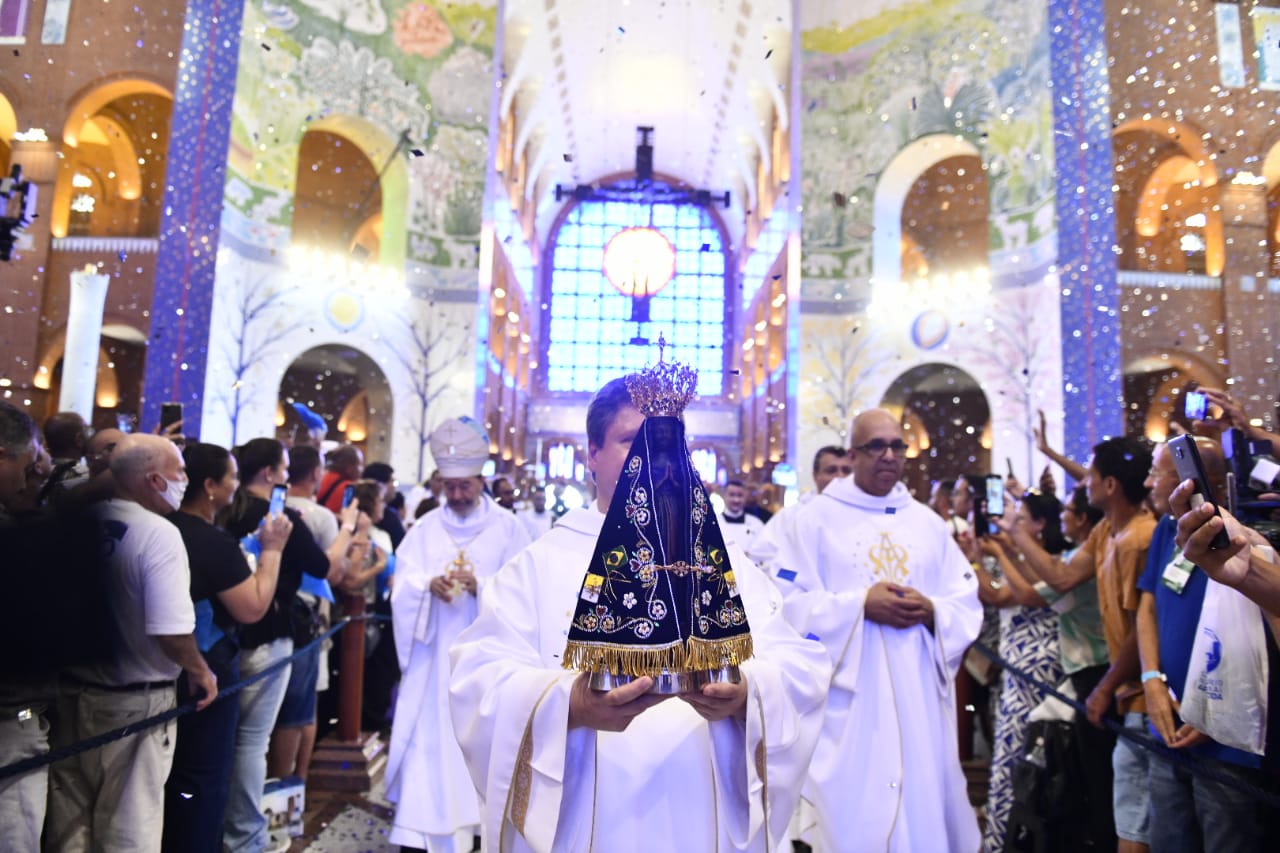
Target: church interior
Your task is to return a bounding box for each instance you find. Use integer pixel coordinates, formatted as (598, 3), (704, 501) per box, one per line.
(2, 0), (1278, 497)
(4, 0), (1280, 848)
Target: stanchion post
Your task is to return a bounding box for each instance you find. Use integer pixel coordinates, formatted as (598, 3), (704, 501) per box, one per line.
(310, 607), (385, 792)
(336, 592), (365, 742)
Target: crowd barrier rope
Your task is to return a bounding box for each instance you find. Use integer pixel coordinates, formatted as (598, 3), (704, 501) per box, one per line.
(970, 640), (1280, 809)
(6, 622), (1278, 811)
(0, 614), (385, 782)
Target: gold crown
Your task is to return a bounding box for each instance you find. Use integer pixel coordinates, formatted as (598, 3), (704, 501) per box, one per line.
(626, 355), (698, 417)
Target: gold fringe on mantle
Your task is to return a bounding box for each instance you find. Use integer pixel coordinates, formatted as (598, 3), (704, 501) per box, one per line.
(562, 634), (754, 677)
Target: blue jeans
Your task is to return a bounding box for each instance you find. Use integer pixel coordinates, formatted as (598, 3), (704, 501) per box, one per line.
(1148, 751), (1265, 853)
(223, 638), (292, 853)
(1111, 712), (1151, 844)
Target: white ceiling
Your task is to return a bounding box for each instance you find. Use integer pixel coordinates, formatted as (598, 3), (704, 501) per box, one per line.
(501, 0), (792, 251)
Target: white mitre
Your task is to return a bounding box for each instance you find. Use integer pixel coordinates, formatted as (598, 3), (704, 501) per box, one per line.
(429, 416), (490, 478)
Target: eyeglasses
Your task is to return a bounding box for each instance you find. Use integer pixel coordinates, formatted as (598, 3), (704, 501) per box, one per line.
(853, 440), (910, 458)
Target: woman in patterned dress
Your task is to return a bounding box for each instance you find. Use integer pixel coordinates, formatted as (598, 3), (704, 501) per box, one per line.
(966, 491), (1069, 852)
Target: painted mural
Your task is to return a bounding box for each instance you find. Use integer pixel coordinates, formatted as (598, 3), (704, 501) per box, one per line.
(201, 0), (494, 479)
(796, 0), (1065, 489)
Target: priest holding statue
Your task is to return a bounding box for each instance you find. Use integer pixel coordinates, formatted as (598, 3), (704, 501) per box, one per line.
(449, 354), (831, 851)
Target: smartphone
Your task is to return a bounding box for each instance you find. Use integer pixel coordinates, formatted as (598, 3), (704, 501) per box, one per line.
(268, 484), (288, 518)
(1167, 434), (1230, 550)
(342, 484), (356, 509)
(116, 413), (134, 434)
(1184, 390), (1207, 422)
(986, 475), (1005, 518)
(160, 402), (184, 433)
(1006, 457), (1015, 479)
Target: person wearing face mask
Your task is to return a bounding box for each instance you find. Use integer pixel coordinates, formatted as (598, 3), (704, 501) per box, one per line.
(161, 443), (291, 853)
(46, 434), (219, 853)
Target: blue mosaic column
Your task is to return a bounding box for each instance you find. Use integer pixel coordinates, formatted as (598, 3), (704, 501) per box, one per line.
(1049, 0), (1123, 465)
(140, 0), (245, 436)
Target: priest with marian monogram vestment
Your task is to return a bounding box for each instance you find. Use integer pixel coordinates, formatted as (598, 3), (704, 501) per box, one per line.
(449, 356), (830, 852)
(767, 409), (983, 852)
(386, 416), (531, 852)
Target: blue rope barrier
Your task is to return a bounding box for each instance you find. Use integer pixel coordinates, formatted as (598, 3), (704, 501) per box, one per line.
(0, 614), (387, 782)
(970, 641), (1280, 809)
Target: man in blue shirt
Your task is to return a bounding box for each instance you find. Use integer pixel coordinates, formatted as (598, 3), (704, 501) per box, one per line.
(1136, 436), (1266, 852)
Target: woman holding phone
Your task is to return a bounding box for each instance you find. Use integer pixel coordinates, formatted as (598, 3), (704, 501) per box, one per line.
(218, 438), (334, 853)
(161, 442), (291, 853)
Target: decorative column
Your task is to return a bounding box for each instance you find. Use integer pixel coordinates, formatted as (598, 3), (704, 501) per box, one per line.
(1218, 180), (1278, 430)
(1049, 0), (1123, 465)
(140, 0), (245, 436)
(57, 266), (111, 418)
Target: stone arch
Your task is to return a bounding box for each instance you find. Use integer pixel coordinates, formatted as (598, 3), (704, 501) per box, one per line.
(1122, 351), (1225, 442)
(289, 114), (408, 271)
(873, 134), (984, 287)
(276, 343), (395, 461)
(878, 362), (991, 500)
(53, 78), (173, 238)
(1113, 118), (1223, 275)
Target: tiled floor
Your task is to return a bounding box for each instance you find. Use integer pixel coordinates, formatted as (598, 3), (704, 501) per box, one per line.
(286, 772), (396, 853)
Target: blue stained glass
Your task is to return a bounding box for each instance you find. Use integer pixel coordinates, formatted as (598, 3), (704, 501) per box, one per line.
(545, 181), (727, 394)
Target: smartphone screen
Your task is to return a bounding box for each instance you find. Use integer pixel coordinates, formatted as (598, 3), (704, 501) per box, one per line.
(342, 484), (356, 508)
(985, 476), (1004, 533)
(1167, 434), (1230, 549)
(1184, 390), (1207, 421)
(160, 402), (184, 432)
(269, 484), (288, 517)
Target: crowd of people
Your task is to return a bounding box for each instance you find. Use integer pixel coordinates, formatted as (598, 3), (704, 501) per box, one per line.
(2, 377), (1279, 853)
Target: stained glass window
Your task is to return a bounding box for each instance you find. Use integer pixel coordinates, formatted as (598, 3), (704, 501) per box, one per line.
(545, 186), (727, 395)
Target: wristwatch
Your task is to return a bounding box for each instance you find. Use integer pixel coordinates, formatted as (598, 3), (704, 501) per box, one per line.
(1140, 670), (1167, 684)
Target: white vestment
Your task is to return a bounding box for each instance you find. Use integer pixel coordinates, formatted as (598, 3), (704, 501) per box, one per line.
(448, 505), (831, 853)
(768, 478), (983, 853)
(719, 511), (764, 552)
(386, 495), (532, 850)
(746, 492), (816, 567)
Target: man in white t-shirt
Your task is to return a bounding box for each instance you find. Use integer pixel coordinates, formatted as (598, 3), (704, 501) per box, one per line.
(47, 434), (217, 853)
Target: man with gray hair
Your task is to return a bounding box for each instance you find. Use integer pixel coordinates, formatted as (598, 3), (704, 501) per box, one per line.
(46, 433), (218, 853)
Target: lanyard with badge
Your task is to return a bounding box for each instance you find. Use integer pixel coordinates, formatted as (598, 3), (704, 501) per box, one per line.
(1160, 546), (1195, 595)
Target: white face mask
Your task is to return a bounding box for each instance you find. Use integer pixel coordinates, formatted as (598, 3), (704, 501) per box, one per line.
(159, 475), (188, 511)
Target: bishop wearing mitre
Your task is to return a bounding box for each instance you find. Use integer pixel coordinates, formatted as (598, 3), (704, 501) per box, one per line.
(386, 416), (531, 852)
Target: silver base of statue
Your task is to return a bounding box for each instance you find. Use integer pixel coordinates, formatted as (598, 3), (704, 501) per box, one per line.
(587, 666), (741, 695)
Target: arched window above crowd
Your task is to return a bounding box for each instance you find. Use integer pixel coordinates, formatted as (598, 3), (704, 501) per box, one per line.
(541, 179), (729, 397)
(53, 82), (173, 239)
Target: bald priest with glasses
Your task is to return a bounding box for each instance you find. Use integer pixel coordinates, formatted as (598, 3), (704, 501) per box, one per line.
(764, 408), (983, 852)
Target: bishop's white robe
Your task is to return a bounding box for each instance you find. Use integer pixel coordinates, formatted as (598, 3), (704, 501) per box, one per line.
(768, 478), (983, 852)
(448, 505), (831, 853)
(386, 496), (532, 851)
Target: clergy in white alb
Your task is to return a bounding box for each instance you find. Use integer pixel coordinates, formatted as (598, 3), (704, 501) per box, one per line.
(448, 376), (831, 853)
(386, 417), (532, 852)
(767, 409), (983, 852)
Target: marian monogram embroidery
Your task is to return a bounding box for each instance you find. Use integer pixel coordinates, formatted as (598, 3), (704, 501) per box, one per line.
(867, 531), (910, 584)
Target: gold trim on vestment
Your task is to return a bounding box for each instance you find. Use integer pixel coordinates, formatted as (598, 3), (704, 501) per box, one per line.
(503, 678), (560, 846)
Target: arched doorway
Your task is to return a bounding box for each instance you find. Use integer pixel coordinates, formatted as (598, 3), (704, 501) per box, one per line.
(277, 345), (393, 463)
(54, 81), (173, 238)
(1112, 119), (1223, 275)
(1122, 353), (1223, 442)
(880, 363), (991, 500)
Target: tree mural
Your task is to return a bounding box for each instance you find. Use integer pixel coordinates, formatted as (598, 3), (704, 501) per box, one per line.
(809, 321), (895, 442)
(959, 285), (1052, 477)
(212, 268), (307, 445)
(388, 304), (472, 480)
